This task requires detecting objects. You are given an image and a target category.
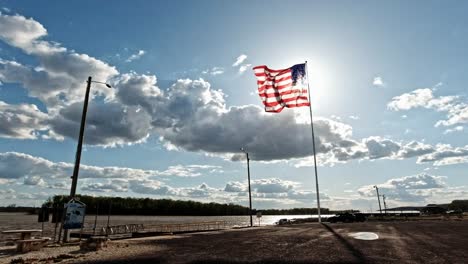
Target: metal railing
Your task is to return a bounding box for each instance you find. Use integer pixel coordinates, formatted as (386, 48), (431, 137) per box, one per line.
(99, 224), (144, 235)
(79, 221), (227, 236)
(144, 221), (227, 233)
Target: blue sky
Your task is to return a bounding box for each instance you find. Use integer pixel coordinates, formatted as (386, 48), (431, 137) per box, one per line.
(0, 0), (467, 211)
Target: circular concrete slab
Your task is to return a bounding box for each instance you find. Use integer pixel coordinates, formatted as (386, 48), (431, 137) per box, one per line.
(348, 232), (379, 240)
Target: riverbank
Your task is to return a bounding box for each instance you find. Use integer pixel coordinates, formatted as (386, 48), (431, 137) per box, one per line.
(1, 220), (468, 264)
(0, 213), (329, 244)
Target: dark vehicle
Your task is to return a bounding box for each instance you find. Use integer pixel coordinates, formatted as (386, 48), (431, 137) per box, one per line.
(275, 218), (290, 225)
(354, 213), (367, 222)
(327, 212), (367, 223)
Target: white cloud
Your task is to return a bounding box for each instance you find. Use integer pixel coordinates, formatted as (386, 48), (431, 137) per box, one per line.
(349, 115), (359, 120)
(238, 64), (251, 74)
(223, 178), (328, 204)
(232, 54), (247, 67)
(82, 180), (129, 192)
(232, 54), (251, 74)
(0, 152), (224, 182)
(388, 87), (468, 127)
(388, 88), (436, 111)
(416, 144), (468, 165)
(251, 178), (297, 193)
(49, 101), (152, 146)
(0, 101), (49, 139)
(358, 173), (446, 203)
(364, 136), (400, 159)
(398, 141), (434, 158)
(126, 50), (146, 62)
(158, 164), (222, 177)
(356, 173), (467, 207)
(184, 183), (218, 198)
(224, 181), (247, 192)
(23, 176), (46, 186)
(1, 12), (468, 169)
(127, 179), (176, 196)
(330, 115), (341, 121)
(0, 13), (118, 109)
(202, 67), (224, 76)
(372, 76), (385, 87)
(433, 156), (468, 166)
(443, 126), (464, 134)
(0, 13), (376, 161)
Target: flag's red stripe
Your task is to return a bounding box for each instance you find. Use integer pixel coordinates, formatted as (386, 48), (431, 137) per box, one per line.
(259, 89), (307, 98)
(254, 64), (309, 113)
(266, 108), (284, 113)
(264, 102), (309, 112)
(253, 65), (287, 73)
(254, 71), (291, 79)
(285, 102), (311, 108)
(274, 75), (292, 83)
(258, 83), (294, 91)
(256, 75), (292, 83)
(263, 97), (309, 107)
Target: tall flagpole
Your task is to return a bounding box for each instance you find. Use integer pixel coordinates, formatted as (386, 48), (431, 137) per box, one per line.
(305, 61), (321, 223)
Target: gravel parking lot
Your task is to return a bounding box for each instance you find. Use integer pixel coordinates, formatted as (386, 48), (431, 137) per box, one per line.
(2, 220), (467, 264)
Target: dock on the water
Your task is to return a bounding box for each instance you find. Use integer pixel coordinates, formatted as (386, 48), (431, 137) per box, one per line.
(71, 221), (227, 239)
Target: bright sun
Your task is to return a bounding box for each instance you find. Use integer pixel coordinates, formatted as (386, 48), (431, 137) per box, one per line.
(274, 58), (333, 112)
(304, 61), (332, 108)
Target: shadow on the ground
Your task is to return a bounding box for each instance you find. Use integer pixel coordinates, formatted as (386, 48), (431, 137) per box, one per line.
(190, 260), (359, 264)
(321, 224), (368, 264)
(0, 246), (17, 257)
(80, 258), (360, 264)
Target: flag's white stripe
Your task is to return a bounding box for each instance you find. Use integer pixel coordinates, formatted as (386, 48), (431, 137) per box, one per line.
(261, 93), (308, 103)
(265, 104), (284, 112)
(285, 98), (309, 104)
(258, 79), (293, 88)
(254, 68), (265, 74)
(259, 88), (307, 97)
(255, 70), (291, 79)
(260, 86), (307, 95)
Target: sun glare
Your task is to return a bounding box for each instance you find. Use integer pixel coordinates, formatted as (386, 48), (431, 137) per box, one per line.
(306, 61), (332, 109)
(278, 58), (333, 111)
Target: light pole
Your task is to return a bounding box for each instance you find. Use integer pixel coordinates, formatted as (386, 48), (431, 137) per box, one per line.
(64, 76), (111, 242)
(69, 77), (111, 198)
(241, 147), (253, 227)
(373, 185), (382, 215)
(382, 194), (387, 215)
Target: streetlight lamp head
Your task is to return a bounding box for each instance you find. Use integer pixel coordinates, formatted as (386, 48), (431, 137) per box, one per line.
(105, 84), (112, 88)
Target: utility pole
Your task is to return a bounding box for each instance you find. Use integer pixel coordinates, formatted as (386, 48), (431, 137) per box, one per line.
(241, 148), (253, 227)
(373, 185), (382, 215)
(63, 77), (92, 243)
(382, 194), (387, 215)
(63, 77), (111, 242)
(70, 77), (92, 198)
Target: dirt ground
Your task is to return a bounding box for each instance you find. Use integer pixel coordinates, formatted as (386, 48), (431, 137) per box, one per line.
(2, 220), (467, 264)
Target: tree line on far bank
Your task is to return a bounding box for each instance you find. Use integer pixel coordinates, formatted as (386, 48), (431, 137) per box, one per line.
(1, 196), (467, 215)
(44, 195), (337, 216)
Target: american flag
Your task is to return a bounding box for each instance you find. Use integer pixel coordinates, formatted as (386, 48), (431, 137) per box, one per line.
(253, 63), (310, 113)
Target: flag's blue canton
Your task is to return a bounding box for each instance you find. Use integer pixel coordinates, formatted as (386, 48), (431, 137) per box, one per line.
(290, 63), (306, 86)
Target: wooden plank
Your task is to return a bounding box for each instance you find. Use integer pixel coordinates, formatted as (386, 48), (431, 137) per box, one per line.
(2, 229), (42, 233)
(17, 238), (50, 243)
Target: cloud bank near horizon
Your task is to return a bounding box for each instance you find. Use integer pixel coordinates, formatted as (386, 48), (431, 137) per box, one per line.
(1, 13), (467, 167)
(0, 151), (464, 209)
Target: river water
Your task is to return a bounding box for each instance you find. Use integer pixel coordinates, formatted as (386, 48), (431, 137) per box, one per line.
(0, 212), (334, 243)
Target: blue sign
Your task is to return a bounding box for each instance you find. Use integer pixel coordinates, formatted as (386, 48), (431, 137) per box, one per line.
(63, 201), (86, 229)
